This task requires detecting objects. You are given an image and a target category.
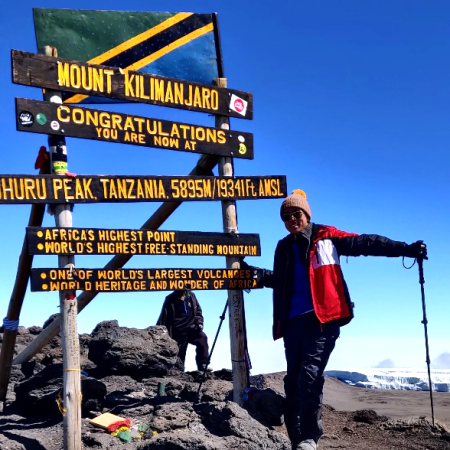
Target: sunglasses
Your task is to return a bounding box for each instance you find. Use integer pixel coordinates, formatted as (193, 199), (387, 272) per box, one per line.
(281, 210), (303, 222)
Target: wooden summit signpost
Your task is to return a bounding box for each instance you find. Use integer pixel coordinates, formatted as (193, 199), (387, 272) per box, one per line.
(15, 98), (254, 159)
(12, 50), (254, 119)
(0, 174), (286, 203)
(26, 227), (261, 256)
(0, 9), (288, 450)
(30, 267), (264, 292)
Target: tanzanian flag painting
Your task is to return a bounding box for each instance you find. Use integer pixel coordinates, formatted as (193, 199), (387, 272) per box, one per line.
(33, 9), (220, 104)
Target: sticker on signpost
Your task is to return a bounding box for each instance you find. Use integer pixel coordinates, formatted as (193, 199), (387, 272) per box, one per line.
(36, 113), (47, 125)
(19, 111), (34, 127)
(229, 94), (248, 116)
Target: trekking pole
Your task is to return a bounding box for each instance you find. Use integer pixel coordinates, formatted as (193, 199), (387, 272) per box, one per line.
(418, 257), (435, 427)
(194, 299), (228, 404)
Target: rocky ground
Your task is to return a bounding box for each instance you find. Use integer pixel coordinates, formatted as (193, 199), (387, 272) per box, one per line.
(1, 321), (449, 449)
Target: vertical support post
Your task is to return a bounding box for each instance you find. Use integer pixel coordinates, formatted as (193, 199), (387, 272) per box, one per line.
(0, 150), (49, 403)
(44, 46), (81, 450)
(215, 77), (249, 405)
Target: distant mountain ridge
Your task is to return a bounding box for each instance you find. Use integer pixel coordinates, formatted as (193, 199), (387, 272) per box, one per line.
(325, 368), (450, 392)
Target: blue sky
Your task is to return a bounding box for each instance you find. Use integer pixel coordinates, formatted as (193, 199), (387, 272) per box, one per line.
(1, 1), (449, 374)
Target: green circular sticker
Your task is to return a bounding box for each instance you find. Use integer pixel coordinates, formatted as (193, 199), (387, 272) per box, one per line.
(36, 113), (47, 125)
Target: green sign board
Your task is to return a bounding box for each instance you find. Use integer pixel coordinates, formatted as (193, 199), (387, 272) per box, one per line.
(33, 9), (220, 93)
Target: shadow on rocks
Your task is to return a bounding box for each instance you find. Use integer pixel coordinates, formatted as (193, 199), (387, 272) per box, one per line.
(245, 387), (285, 427)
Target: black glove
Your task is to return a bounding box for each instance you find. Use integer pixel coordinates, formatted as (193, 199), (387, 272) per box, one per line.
(240, 258), (270, 287)
(406, 240), (428, 260)
(239, 259), (252, 271)
(240, 259), (261, 277)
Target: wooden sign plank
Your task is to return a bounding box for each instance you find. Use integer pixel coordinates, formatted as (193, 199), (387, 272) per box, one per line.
(12, 50), (253, 120)
(27, 227), (261, 256)
(30, 267), (265, 292)
(0, 175), (286, 204)
(15, 98), (254, 159)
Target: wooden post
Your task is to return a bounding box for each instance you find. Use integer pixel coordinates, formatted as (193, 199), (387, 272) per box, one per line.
(0, 151), (49, 403)
(44, 46), (81, 450)
(12, 154), (218, 365)
(215, 77), (249, 405)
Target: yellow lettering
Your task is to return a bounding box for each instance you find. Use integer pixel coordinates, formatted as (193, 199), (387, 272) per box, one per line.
(193, 86), (202, 107)
(202, 87), (210, 109)
(123, 116), (135, 132)
(93, 68), (104, 92)
(57, 62), (70, 87)
(85, 110), (99, 126)
(57, 105), (70, 122)
(210, 90), (219, 110)
(154, 79), (164, 101)
(174, 82), (183, 104)
(111, 114), (123, 130)
(70, 64), (81, 88)
(99, 112), (111, 128)
(165, 81), (174, 103)
(217, 130), (226, 144)
(81, 66), (93, 90)
(104, 70), (114, 94)
(124, 72), (135, 97)
(72, 108), (84, 124)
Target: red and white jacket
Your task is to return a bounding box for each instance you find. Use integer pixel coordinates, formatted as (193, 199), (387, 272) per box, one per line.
(262, 223), (411, 340)
(308, 226), (358, 326)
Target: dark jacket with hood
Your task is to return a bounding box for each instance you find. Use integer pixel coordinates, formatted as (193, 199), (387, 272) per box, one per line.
(157, 290), (204, 338)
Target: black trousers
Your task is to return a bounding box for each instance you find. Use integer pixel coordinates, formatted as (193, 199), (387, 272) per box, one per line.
(283, 312), (340, 445)
(174, 327), (209, 370)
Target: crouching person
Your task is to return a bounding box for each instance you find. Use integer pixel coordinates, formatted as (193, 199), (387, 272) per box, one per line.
(157, 289), (211, 372)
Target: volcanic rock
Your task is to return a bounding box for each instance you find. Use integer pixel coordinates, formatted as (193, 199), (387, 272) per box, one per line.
(88, 321), (179, 379)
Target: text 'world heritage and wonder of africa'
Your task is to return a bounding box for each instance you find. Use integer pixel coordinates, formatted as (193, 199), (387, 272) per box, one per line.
(30, 268), (264, 292)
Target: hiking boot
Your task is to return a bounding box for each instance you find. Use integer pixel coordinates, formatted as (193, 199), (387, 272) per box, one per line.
(295, 440), (316, 450)
(198, 364), (213, 372)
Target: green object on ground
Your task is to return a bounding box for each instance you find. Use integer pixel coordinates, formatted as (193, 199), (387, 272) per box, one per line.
(157, 382), (166, 397)
(138, 423), (150, 433)
(117, 430), (132, 442)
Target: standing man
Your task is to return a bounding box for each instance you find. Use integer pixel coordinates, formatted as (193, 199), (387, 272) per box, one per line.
(250, 189), (427, 450)
(157, 289), (211, 372)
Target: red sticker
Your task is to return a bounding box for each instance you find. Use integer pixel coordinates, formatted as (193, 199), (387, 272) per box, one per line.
(234, 99), (245, 113)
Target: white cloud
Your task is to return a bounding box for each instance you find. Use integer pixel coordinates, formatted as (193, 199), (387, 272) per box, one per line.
(432, 352), (450, 369)
(373, 358), (396, 368)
